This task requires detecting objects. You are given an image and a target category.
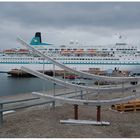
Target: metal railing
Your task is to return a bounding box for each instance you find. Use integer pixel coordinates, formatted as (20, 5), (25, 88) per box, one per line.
(0, 90), (91, 127)
(0, 96), (53, 127)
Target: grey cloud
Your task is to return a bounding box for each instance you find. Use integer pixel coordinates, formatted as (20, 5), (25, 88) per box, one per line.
(0, 2), (140, 29)
(0, 2), (140, 49)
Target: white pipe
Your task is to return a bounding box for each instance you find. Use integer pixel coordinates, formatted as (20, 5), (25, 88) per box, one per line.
(21, 66), (138, 93)
(32, 92), (139, 106)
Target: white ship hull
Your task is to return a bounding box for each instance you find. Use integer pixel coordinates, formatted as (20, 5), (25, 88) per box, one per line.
(1, 63), (140, 73)
(1, 32), (140, 74)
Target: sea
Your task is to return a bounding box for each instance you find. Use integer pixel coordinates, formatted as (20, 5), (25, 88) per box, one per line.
(0, 73), (60, 97)
(0, 73), (93, 97)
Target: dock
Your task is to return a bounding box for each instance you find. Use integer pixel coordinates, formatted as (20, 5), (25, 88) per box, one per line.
(0, 91), (140, 138)
(7, 68), (130, 78)
(7, 69), (65, 77)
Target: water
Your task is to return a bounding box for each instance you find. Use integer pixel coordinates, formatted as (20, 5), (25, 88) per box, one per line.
(0, 73), (94, 97)
(0, 73), (59, 97)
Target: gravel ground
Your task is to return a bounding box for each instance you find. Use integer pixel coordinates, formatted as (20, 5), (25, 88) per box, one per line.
(0, 103), (140, 138)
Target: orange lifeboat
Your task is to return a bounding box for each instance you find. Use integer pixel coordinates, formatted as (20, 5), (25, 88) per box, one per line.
(74, 49), (84, 54)
(87, 49), (96, 54)
(61, 49), (72, 55)
(17, 49), (29, 54)
(4, 49), (16, 54)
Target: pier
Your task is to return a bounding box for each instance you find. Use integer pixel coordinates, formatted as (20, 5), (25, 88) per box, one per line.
(0, 90), (140, 137)
(7, 69), (65, 77)
(0, 37), (140, 137)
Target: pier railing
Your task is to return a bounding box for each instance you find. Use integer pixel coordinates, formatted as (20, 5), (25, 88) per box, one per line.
(0, 89), (90, 127)
(0, 96), (54, 127)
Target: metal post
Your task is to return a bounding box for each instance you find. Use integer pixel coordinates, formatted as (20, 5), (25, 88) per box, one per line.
(98, 79), (99, 94)
(122, 72), (126, 95)
(51, 101), (55, 110)
(43, 59), (45, 74)
(80, 90), (83, 99)
(53, 64), (56, 96)
(42, 58), (45, 91)
(0, 104), (3, 127)
(97, 106), (101, 122)
(52, 64), (56, 109)
(74, 104), (78, 120)
(64, 70), (66, 94)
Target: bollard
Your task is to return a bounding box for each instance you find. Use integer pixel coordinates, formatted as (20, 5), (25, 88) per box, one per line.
(74, 104), (78, 120)
(97, 106), (101, 122)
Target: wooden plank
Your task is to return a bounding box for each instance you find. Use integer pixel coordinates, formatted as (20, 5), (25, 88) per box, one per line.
(60, 119), (110, 126)
(3, 110), (16, 115)
(128, 99), (140, 103)
(113, 103), (140, 112)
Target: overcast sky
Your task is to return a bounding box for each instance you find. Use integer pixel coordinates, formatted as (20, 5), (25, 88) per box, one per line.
(0, 2), (140, 49)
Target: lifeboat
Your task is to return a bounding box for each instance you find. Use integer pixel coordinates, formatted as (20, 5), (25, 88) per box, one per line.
(4, 49), (16, 54)
(61, 50), (72, 55)
(86, 49), (96, 54)
(74, 49), (84, 54)
(17, 49), (30, 54)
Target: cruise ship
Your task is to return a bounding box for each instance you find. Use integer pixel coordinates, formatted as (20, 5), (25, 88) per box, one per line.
(0, 32), (140, 74)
